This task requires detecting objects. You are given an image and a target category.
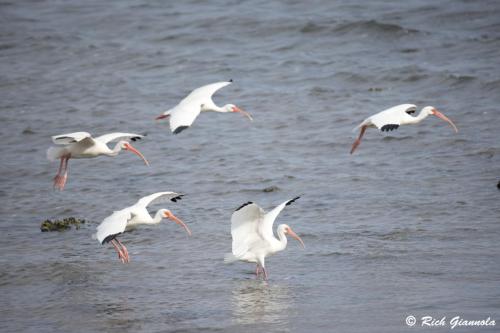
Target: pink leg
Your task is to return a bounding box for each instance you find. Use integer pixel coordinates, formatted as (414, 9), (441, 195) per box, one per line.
(116, 239), (130, 263)
(54, 156), (70, 190)
(262, 267), (268, 281)
(350, 125), (367, 154)
(111, 239), (126, 264)
(61, 156), (69, 188)
(255, 265), (261, 278)
(53, 157), (65, 189)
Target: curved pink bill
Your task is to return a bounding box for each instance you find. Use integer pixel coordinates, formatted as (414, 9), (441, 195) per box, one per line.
(233, 107), (253, 122)
(432, 109), (458, 133)
(124, 143), (150, 166)
(168, 213), (192, 236)
(288, 228), (305, 249)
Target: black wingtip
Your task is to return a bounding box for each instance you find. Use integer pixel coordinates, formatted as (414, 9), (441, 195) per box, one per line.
(235, 201), (253, 211)
(173, 126), (189, 134)
(229, 79), (233, 82)
(380, 124), (399, 132)
(55, 136), (77, 143)
(130, 133), (147, 142)
(170, 194), (185, 203)
(285, 196), (301, 206)
(102, 233), (122, 244)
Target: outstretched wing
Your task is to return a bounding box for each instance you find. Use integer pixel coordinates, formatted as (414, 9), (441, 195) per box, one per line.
(94, 132), (144, 144)
(94, 209), (133, 244)
(168, 103), (203, 134)
(230, 202), (265, 258)
(182, 81), (232, 104)
(135, 192), (183, 208)
(168, 81), (232, 134)
(51, 132), (91, 145)
(259, 197), (300, 241)
(370, 104), (416, 132)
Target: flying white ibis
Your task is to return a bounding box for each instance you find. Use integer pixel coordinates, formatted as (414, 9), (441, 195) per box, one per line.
(155, 80), (253, 134)
(225, 197), (305, 280)
(46, 132), (149, 190)
(93, 192), (191, 263)
(350, 104), (458, 154)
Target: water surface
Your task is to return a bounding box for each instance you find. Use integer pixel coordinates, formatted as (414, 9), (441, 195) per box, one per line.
(1, 0), (499, 332)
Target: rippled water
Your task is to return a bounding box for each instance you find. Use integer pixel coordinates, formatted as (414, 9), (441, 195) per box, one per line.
(1, 0), (500, 332)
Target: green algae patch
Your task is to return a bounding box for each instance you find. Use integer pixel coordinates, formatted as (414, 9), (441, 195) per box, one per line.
(40, 217), (86, 232)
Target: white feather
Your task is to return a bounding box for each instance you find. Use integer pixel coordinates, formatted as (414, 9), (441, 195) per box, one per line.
(94, 191), (183, 244)
(223, 253), (239, 263)
(230, 203), (265, 259)
(364, 104), (417, 130)
(94, 209), (132, 244)
(259, 199), (294, 242)
(51, 132), (91, 145)
(46, 146), (63, 161)
(135, 191), (182, 208)
(229, 199), (298, 260)
(163, 81), (232, 133)
(94, 132), (144, 144)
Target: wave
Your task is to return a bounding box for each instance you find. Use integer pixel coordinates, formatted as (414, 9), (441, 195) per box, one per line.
(307, 251), (352, 257)
(333, 20), (420, 37)
(379, 65), (430, 83)
(464, 148), (498, 158)
(440, 73), (477, 86)
(399, 48), (420, 53)
(300, 22), (328, 34)
(481, 79), (500, 92)
(382, 135), (414, 141)
(334, 71), (372, 83)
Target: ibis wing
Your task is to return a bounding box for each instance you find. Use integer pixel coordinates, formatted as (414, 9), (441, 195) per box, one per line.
(135, 192), (183, 208)
(259, 197), (300, 242)
(47, 135), (94, 161)
(94, 132), (144, 144)
(94, 209), (132, 244)
(51, 132), (91, 145)
(370, 110), (401, 131)
(182, 81), (232, 104)
(370, 104), (417, 131)
(76, 137), (98, 149)
(168, 81), (232, 134)
(230, 202), (265, 258)
(168, 103), (202, 134)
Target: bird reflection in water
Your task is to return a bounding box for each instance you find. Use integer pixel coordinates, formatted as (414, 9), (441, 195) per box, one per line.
(231, 280), (293, 328)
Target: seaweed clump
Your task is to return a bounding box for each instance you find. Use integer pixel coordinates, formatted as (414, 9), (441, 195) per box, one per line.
(40, 217), (86, 232)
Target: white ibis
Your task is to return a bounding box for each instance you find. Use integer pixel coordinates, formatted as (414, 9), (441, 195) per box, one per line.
(350, 104), (458, 154)
(93, 192), (191, 263)
(224, 197), (305, 280)
(155, 80), (252, 134)
(46, 132), (149, 190)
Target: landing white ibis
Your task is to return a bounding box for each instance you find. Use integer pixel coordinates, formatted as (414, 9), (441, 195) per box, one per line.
(46, 132), (149, 190)
(225, 197), (304, 280)
(155, 80), (252, 134)
(93, 192), (191, 263)
(350, 104), (458, 154)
